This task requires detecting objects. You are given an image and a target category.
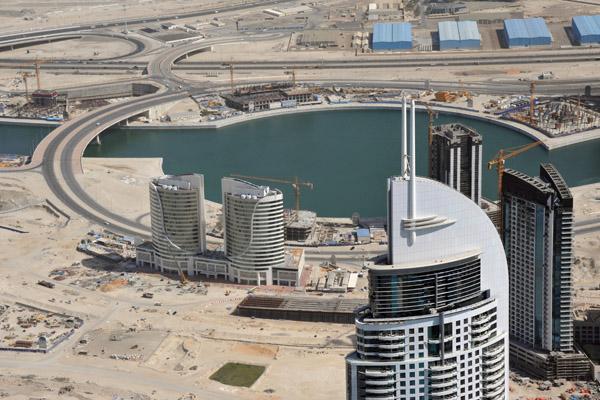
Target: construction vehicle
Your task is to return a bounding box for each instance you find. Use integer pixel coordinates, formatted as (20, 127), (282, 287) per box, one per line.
(458, 79), (473, 101)
(224, 290), (231, 296)
(230, 174), (313, 222)
(487, 140), (544, 233)
(37, 280), (55, 289)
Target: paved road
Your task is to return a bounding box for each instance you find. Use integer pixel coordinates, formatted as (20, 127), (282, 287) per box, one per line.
(3, 26), (599, 240)
(0, 0), (295, 43)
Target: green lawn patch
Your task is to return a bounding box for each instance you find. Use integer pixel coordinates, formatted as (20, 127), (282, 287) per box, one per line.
(209, 362), (265, 387)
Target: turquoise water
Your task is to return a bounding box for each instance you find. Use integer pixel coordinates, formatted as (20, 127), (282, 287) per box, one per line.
(2, 110), (599, 217)
(83, 110), (600, 217)
(0, 124), (52, 156)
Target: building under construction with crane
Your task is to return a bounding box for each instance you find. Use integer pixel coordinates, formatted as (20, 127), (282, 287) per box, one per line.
(220, 83), (319, 112)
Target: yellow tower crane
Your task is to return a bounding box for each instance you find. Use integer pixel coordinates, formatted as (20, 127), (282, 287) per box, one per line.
(221, 58), (250, 96)
(19, 71), (29, 103)
(284, 64), (324, 88)
(230, 174), (313, 222)
(0, 57), (50, 92)
(416, 101), (438, 177)
(487, 140), (544, 233)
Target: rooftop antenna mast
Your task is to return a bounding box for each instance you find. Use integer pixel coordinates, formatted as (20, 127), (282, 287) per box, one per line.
(409, 100), (417, 245)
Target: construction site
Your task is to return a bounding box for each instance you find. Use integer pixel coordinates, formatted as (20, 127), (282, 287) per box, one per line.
(0, 302), (83, 353)
(504, 95), (600, 137)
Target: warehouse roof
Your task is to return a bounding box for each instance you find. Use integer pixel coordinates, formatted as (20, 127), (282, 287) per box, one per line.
(438, 21), (460, 42)
(392, 22), (411, 42)
(373, 22), (411, 43)
(573, 15), (600, 37)
(504, 19), (528, 40)
(524, 17), (551, 40)
(457, 20), (479, 41)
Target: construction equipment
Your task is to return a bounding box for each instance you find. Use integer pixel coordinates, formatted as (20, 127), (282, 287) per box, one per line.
(0, 57), (50, 92)
(434, 90), (459, 102)
(284, 64), (324, 88)
(231, 174), (313, 222)
(416, 101), (438, 177)
(221, 58), (251, 96)
(458, 79), (473, 100)
(19, 71), (29, 103)
(487, 140), (544, 204)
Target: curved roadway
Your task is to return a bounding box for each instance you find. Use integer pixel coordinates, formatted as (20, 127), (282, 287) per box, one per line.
(3, 33), (600, 240)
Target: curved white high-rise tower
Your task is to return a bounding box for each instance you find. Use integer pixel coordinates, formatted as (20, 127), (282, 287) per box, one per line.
(149, 174), (206, 273)
(221, 177), (285, 285)
(346, 101), (509, 400)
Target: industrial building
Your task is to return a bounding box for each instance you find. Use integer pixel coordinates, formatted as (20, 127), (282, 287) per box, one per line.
(572, 15), (600, 45)
(236, 18), (307, 32)
(222, 178), (290, 286)
(221, 84), (316, 112)
(346, 101), (509, 400)
(296, 29), (341, 48)
(503, 164), (589, 380)
(428, 2), (467, 15)
(504, 18), (552, 47)
(366, 3), (405, 22)
(372, 22), (412, 50)
(438, 20), (481, 49)
(430, 123), (482, 206)
(237, 295), (366, 324)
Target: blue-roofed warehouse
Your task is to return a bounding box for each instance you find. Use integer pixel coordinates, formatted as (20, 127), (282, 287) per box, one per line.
(372, 22), (412, 50)
(504, 19), (529, 47)
(504, 18), (551, 47)
(438, 21), (460, 49)
(572, 15), (600, 44)
(524, 17), (551, 45)
(457, 20), (481, 48)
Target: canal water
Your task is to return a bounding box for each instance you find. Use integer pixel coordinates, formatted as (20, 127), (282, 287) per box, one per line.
(2, 110), (600, 217)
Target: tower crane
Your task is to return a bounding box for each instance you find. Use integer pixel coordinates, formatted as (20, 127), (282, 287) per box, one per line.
(284, 64), (324, 88)
(221, 58), (250, 96)
(487, 140), (544, 222)
(0, 57), (50, 92)
(416, 101), (438, 177)
(19, 71), (29, 103)
(230, 174), (313, 222)
(488, 140), (544, 235)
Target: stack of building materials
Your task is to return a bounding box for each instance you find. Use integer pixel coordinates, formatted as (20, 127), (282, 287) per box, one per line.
(504, 17), (551, 47)
(438, 20), (480, 49)
(372, 22), (412, 50)
(572, 15), (600, 44)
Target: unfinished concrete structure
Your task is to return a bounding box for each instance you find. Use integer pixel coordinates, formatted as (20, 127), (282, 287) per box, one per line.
(236, 295), (366, 324)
